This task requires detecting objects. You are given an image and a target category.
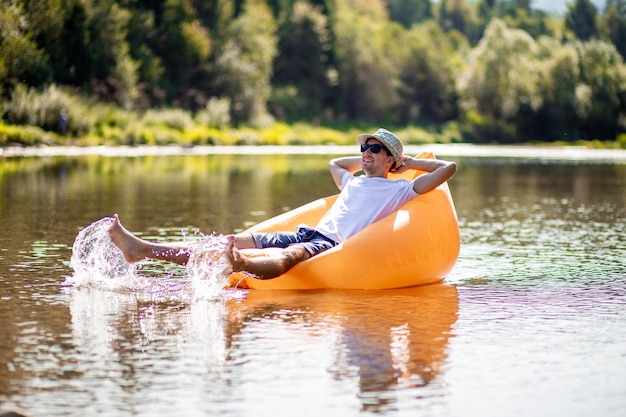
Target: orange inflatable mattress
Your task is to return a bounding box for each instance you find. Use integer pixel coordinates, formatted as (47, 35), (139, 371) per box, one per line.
(229, 152), (460, 290)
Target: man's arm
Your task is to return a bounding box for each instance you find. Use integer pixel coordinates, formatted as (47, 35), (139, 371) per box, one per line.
(327, 156), (362, 188)
(395, 156), (457, 194)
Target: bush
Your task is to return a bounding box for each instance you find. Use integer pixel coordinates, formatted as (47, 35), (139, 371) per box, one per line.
(436, 121), (463, 144)
(90, 104), (133, 130)
(268, 85), (302, 121)
(1, 84), (93, 136)
(0, 122), (57, 146)
(259, 123), (291, 145)
(141, 108), (193, 130)
(182, 125), (225, 145)
(194, 97), (231, 128)
(398, 126), (435, 144)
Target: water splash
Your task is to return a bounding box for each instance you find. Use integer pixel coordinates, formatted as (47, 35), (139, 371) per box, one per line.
(67, 217), (234, 299)
(67, 217), (142, 289)
(186, 233), (233, 299)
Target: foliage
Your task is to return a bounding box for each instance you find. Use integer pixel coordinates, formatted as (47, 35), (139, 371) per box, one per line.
(439, 0), (467, 34)
(388, 0), (433, 28)
(574, 39), (626, 139)
(156, 0), (213, 109)
(602, 0), (626, 59)
(458, 19), (540, 142)
(195, 97), (232, 129)
(0, 121), (56, 146)
(0, 1), (49, 85)
(332, 0), (398, 121)
(214, 0), (277, 125)
(87, 1), (140, 109)
(534, 38), (583, 141)
(396, 21), (460, 124)
(565, 0), (599, 41)
(1, 0), (626, 144)
(271, 1), (334, 120)
(1, 84), (93, 135)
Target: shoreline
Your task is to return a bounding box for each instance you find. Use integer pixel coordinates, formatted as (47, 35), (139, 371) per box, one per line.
(2, 143), (626, 162)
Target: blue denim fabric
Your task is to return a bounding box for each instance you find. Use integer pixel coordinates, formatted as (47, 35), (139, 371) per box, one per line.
(250, 225), (337, 257)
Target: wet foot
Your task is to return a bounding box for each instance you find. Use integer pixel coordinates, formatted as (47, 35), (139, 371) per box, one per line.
(224, 234), (247, 273)
(108, 214), (147, 263)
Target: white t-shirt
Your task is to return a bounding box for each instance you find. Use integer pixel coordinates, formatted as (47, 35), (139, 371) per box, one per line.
(315, 172), (418, 243)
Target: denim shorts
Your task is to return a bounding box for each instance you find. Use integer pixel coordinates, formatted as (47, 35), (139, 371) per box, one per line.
(250, 225), (337, 257)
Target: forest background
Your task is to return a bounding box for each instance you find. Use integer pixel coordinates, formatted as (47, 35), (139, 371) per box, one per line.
(1, 0), (626, 148)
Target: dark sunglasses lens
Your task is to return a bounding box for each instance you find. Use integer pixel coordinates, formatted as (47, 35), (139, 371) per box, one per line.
(360, 143), (383, 153)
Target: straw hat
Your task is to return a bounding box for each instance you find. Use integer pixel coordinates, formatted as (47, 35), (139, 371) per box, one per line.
(357, 128), (404, 167)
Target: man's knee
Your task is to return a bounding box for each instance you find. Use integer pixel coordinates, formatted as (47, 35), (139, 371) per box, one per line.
(281, 245), (310, 268)
(234, 233), (256, 249)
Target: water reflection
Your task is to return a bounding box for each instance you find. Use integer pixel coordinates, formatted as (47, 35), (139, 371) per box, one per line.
(0, 154), (336, 266)
(57, 284), (458, 415)
(228, 285), (458, 412)
(448, 162), (626, 285)
(62, 286), (232, 415)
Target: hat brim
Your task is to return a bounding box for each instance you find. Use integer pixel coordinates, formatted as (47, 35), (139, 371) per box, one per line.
(357, 134), (376, 144)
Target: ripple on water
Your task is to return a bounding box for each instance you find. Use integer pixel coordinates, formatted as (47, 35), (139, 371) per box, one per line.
(454, 197), (626, 286)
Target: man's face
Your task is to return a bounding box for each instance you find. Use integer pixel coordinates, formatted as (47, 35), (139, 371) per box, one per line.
(361, 138), (394, 176)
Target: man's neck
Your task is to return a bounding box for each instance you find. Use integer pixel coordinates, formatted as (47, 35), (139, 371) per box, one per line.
(362, 170), (389, 179)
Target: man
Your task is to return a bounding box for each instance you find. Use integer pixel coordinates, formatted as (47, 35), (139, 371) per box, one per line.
(109, 128), (456, 280)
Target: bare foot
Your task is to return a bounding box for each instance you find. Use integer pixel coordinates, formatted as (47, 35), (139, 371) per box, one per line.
(224, 234), (247, 273)
(108, 214), (147, 263)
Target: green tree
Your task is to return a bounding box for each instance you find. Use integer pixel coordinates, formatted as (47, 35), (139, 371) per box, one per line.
(0, 0), (49, 86)
(467, 0), (554, 43)
(565, 0), (599, 41)
(156, 0), (212, 109)
(535, 37), (626, 141)
(396, 21), (459, 123)
(124, 6), (165, 109)
(332, 0), (398, 121)
(271, 1), (333, 120)
(50, 1), (91, 87)
(575, 39), (626, 139)
(458, 19), (540, 142)
(476, 0), (494, 22)
(496, 0), (530, 16)
(214, 0), (277, 125)
(192, 0), (223, 28)
(388, 0), (433, 28)
(494, 0), (552, 39)
(534, 39), (582, 141)
(438, 0), (466, 34)
(21, 0), (67, 83)
(87, 1), (140, 109)
(602, 0), (626, 59)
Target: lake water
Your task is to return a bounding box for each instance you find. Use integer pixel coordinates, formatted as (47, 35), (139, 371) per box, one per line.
(0, 146), (625, 417)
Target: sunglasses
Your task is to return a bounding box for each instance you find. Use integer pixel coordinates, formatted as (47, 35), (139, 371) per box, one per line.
(360, 143), (386, 154)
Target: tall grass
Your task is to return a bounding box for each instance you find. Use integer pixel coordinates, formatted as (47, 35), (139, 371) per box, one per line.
(0, 83), (376, 147)
(2, 84), (93, 136)
(8, 82), (618, 149)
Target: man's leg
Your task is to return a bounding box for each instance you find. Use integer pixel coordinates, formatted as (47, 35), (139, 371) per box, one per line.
(109, 214), (257, 266)
(109, 214), (310, 279)
(226, 236), (311, 280)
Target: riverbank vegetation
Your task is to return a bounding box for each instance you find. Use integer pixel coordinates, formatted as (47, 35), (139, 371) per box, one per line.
(1, 0), (626, 148)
